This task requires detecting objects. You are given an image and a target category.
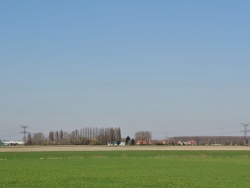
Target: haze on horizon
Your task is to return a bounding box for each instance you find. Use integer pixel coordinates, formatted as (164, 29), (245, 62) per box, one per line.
(1, 1), (250, 140)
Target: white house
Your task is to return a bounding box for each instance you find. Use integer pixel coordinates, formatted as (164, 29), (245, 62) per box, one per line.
(107, 141), (125, 146)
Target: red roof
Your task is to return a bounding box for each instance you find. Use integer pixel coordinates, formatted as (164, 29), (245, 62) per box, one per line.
(136, 140), (147, 145)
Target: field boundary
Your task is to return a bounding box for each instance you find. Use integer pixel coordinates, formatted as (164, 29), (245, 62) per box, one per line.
(1, 145), (250, 152)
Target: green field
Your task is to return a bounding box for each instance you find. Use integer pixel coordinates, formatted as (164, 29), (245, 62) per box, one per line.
(1, 150), (250, 187)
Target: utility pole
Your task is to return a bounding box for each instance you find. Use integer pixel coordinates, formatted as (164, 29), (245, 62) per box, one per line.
(20, 125), (29, 142)
(241, 123), (250, 146)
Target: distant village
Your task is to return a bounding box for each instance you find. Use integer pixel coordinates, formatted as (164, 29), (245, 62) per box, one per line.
(134, 136), (245, 146)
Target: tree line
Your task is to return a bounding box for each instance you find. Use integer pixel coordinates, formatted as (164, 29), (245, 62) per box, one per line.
(26, 127), (121, 145)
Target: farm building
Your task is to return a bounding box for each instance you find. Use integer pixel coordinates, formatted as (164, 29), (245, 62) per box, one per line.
(136, 140), (147, 145)
(188, 140), (197, 145)
(2, 140), (24, 146)
(177, 141), (184, 145)
(162, 140), (176, 145)
(149, 140), (159, 145)
(107, 141), (125, 146)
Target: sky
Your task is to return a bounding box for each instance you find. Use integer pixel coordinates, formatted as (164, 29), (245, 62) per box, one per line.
(1, 0), (250, 140)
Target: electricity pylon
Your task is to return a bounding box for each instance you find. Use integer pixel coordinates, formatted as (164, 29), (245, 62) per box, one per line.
(20, 125), (29, 141)
(241, 123), (250, 146)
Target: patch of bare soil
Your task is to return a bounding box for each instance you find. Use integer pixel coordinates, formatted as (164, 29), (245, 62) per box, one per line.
(1, 145), (250, 152)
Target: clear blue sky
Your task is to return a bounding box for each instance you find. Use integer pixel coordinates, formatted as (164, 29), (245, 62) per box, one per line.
(1, 0), (250, 140)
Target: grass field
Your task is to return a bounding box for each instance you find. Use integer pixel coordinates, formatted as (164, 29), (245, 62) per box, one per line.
(1, 150), (250, 187)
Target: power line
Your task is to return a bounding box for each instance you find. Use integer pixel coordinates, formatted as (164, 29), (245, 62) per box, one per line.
(122, 126), (241, 138)
(166, 126), (239, 134)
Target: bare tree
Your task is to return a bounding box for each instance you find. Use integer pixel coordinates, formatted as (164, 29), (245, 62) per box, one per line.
(135, 131), (152, 144)
(115, 128), (121, 142)
(55, 131), (59, 145)
(32, 132), (45, 145)
(26, 133), (32, 145)
(48, 131), (54, 145)
(60, 129), (63, 144)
